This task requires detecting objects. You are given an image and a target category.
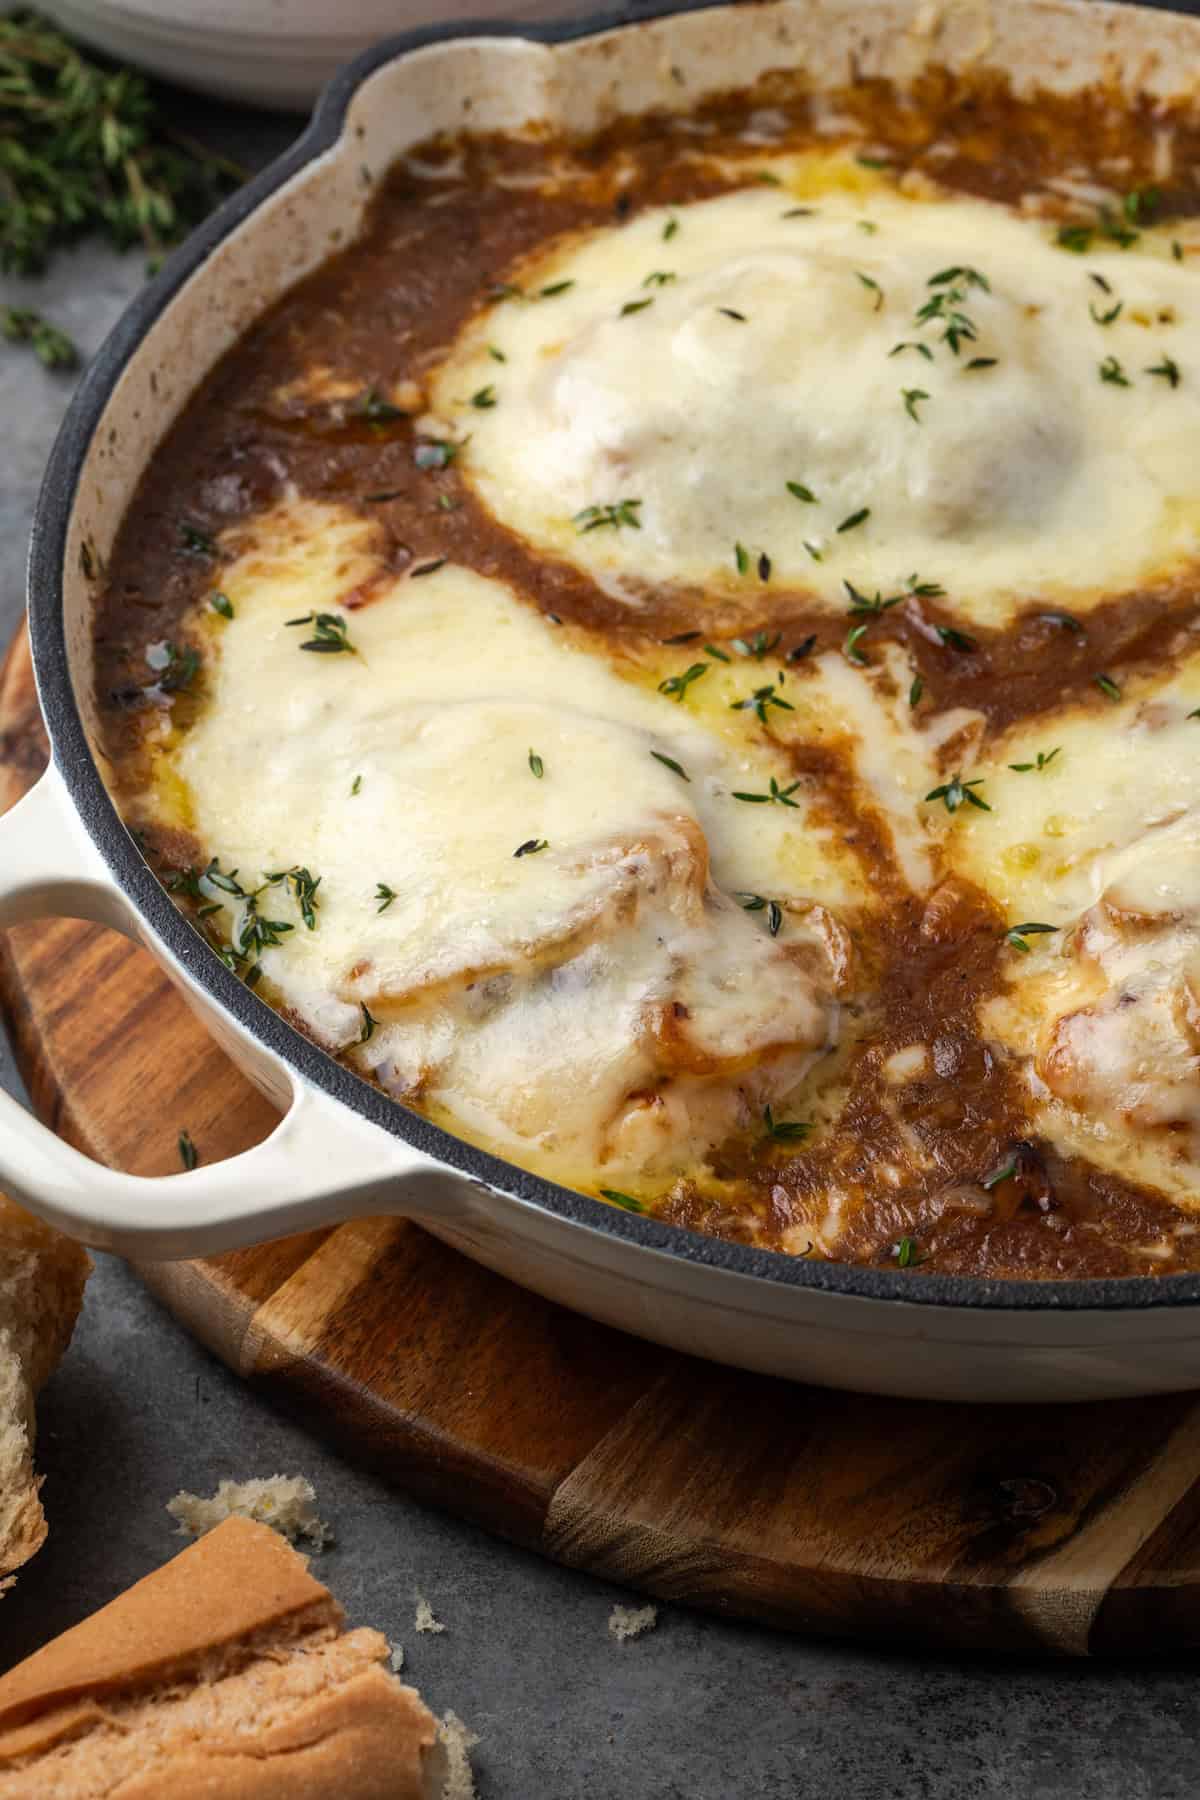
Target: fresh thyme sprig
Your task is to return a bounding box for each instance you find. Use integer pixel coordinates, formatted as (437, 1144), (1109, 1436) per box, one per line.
(0, 11), (244, 278)
(0, 302), (76, 367)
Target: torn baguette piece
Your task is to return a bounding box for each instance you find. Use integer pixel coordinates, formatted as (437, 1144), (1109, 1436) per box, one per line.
(0, 1193), (90, 1594)
(0, 1514), (448, 1797)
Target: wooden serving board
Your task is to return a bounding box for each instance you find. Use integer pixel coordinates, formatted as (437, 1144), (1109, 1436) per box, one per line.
(5, 626), (1200, 1657)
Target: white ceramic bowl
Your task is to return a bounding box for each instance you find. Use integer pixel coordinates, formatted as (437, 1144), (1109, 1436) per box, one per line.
(40, 0), (616, 109)
(5, 0), (1200, 1402)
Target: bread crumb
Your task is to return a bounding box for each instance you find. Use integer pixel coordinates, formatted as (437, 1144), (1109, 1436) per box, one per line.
(414, 1597), (445, 1635)
(608, 1601), (658, 1642)
(165, 1476), (332, 1550)
(438, 1709), (479, 1800)
(389, 1643), (405, 1672)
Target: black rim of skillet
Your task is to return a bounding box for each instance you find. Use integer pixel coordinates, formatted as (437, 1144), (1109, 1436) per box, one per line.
(25, 0), (1200, 1315)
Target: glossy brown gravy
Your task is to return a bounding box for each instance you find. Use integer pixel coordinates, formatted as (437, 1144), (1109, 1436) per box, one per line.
(95, 63), (1200, 1278)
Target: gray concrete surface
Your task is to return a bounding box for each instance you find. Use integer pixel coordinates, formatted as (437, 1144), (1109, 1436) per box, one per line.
(1, 66), (1199, 1800)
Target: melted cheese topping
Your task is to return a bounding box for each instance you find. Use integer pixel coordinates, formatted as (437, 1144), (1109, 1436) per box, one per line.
(167, 501), (874, 1188)
(433, 169), (1200, 624)
(951, 647), (1200, 1202)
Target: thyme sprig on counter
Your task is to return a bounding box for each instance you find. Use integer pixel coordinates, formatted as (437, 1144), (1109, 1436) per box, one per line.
(0, 11), (244, 278)
(1, 303), (76, 367)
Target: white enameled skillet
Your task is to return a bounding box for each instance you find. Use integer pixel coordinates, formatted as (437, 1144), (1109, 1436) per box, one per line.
(4, 0), (1200, 1403)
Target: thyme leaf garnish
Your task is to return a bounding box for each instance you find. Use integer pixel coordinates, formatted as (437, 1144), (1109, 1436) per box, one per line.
(359, 1003), (378, 1043)
(1089, 299), (1123, 326)
(1009, 747), (1061, 772)
(375, 883), (397, 913)
(894, 1236), (922, 1268)
(837, 507), (870, 534)
(179, 523), (216, 558)
(902, 387), (929, 422)
(264, 865), (321, 930)
(732, 630), (781, 660)
(738, 893), (784, 936)
(1147, 354), (1182, 387)
(178, 1131), (198, 1171)
(658, 661), (709, 702)
(935, 624), (977, 653)
(513, 838), (549, 858)
(786, 481), (817, 503)
(360, 386), (405, 424)
(763, 1105), (813, 1142)
(600, 1187), (645, 1212)
(730, 681), (794, 726)
(1099, 354), (1131, 387)
(1005, 921), (1057, 953)
(1094, 673), (1122, 701)
(982, 1159), (1017, 1190)
(844, 580), (901, 616)
(651, 749), (689, 780)
(925, 773), (990, 813)
(286, 611), (357, 655)
(157, 642), (199, 693)
(528, 749), (544, 778)
(844, 623), (870, 665)
(732, 777), (802, 807)
(574, 498), (642, 533)
(209, 591), (234, 619)
(414, 439), (458, 470)
(856, 271), (884, 310)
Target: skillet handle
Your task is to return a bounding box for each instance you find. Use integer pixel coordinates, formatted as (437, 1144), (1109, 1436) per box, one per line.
(0, 767), (479, 1259)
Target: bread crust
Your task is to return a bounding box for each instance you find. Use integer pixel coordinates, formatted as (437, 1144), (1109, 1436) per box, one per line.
(0, 1517), (445, 1797)
(0, 1194), (90, 1588)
